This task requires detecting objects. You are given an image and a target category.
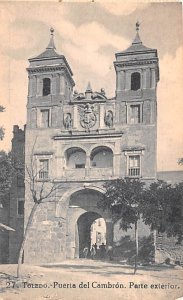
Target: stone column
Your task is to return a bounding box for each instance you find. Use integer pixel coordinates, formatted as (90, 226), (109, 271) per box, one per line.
(125, 71), (131, 90)
(60, 74), (65, 95)
(75, 223), (79, 258)
(73, 104), (78, 129)
(116, 71), (121, 91)
(36, 76), (42, 96)
(121, 70), (125, 90)
(85, 155), (90, 177)
(106, 219), (114, 247)
(142, 69), (146, 89)
(51, 74), (56, 95)
(151, 69), (156, 88)
(28, 76), (32, 97)
(99, 104), (105, 128)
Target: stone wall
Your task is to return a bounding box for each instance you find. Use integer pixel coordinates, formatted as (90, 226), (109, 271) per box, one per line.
(155, 234), (183, 264)
(9, 125), (25, 263)
(0, 203), (9, 263)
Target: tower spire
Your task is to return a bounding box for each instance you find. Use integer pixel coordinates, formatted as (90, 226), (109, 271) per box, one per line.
(86, 81), (92, 92)
(46, 27), (56, 50)
(132, 21), (142, 45)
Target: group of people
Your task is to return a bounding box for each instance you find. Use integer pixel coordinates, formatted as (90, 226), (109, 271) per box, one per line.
(83, 243), (113, 260)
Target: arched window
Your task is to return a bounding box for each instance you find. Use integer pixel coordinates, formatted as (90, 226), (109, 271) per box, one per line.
(43, 78), (51, 96)
(131, 72), (141, 91)
(65, 147), (86, 169)
(90, 146), (113, 168)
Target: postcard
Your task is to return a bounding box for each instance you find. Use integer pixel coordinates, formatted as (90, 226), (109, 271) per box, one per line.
(0, 1), (182, 300)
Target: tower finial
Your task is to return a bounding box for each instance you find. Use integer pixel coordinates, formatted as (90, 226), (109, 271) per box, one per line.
(132, 21), (142, 45)
(136, 21), (140, 32)
(86, 81), (92, 92)
(50, 27), (54, 35)
(46, 27), (56, 50)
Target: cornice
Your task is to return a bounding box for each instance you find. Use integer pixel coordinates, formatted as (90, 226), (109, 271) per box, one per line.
(53, 131), (123, 141)
(27, 64), (66, 73)
(114, 58), (158, 68)
(27, 65), (75, 86)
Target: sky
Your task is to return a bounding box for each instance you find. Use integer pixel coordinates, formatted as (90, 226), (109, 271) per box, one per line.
(0, 1), (182, 171)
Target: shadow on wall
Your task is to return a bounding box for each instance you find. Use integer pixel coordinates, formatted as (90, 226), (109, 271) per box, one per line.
(113, 235), (155, 264)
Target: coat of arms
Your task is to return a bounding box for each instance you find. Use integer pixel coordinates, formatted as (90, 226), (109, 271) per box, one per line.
(78, 103), (97, 129)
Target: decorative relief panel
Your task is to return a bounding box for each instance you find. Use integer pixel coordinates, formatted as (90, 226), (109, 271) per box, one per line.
(104, 110), (113, 128)
(78, 103), (98, 129)
(63, 113), (72, 129)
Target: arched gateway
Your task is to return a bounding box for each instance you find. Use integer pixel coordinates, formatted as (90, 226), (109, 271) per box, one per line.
(64, 188), (113, 259)
(18, 26), (160, 265)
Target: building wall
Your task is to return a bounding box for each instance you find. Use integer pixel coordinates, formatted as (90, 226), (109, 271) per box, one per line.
(9, 126), (25, 263)
(6, 29), (162, 264)
(0, 203), (9, 263)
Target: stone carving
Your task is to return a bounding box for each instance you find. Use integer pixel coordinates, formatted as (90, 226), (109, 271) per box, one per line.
(64, 113), (72, 129)
(104, 110), (113, 128)
(78, 103), (97, 129)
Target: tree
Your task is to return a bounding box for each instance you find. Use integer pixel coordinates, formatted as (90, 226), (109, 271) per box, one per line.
(17, 142), (63, 278)
(167, 182), (183, 244)
(0, 151), (16, 232)
(99, 178), (145, 274)
(0, 151), (13, 198)
(142, 180), (183, 244)
(0, 105), (5, 140)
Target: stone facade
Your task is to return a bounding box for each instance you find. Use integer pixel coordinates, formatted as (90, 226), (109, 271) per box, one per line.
(22, 26), (160, 264)
(0, 125), (25, 264)
(9, 126), (25, 263)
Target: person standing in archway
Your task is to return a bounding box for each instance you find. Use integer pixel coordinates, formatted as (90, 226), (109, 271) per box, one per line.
(83, 246), (89, 259)
(99, 243), (106, 260)
(90, 244), (96, 260)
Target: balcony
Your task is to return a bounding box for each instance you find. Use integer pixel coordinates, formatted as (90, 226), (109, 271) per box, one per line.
(62, 167), (113, 181)
(89, 167), (113, 179)
(63, 168), (86, 180)
(128, 167), (140, 177)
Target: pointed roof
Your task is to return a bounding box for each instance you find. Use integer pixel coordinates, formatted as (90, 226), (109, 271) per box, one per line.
(86, 81), (92, 92)
(46, 27), (56, 49)
(29, 27), (63, 61)
(116, 22), (152, 55)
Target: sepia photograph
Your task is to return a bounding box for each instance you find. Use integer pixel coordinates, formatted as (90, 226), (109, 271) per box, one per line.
(0, 1), (183, 299)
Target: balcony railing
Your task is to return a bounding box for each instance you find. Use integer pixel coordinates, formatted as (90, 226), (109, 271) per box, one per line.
(39, 171), (49, 179)
(89, 167), (113, 178)
(128, 167), (140, 177)
(62, 167), (113, 180)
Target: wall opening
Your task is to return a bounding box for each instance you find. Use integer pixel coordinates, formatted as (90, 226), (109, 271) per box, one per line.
(131, 72), (141, 91)
(43, 78), (51, 96)
(77, 212), (106, 258)
(90, 146), (113, 168)
(65, 147), (86, 169)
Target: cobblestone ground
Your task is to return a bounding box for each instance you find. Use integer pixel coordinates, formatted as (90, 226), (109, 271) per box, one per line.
(0, 260), (183, 300)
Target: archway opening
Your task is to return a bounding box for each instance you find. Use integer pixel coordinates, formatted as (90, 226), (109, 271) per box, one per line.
(77, 212), (106, 258)
(90, 146), (113, 168)
(91, 217), (106, 249)
(65, 147), (86, 169)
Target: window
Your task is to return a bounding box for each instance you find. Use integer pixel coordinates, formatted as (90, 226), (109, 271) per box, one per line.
(17, 198), (24, 216)
(75, 163), (85, 169)
(128, 155), (140, 177)
(130, 105), (140, 124)
(39, 159), (49, 179)
(40, 109), (50, 128)
(43, 78), (51, 96)
(131, 72), (141, 91)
